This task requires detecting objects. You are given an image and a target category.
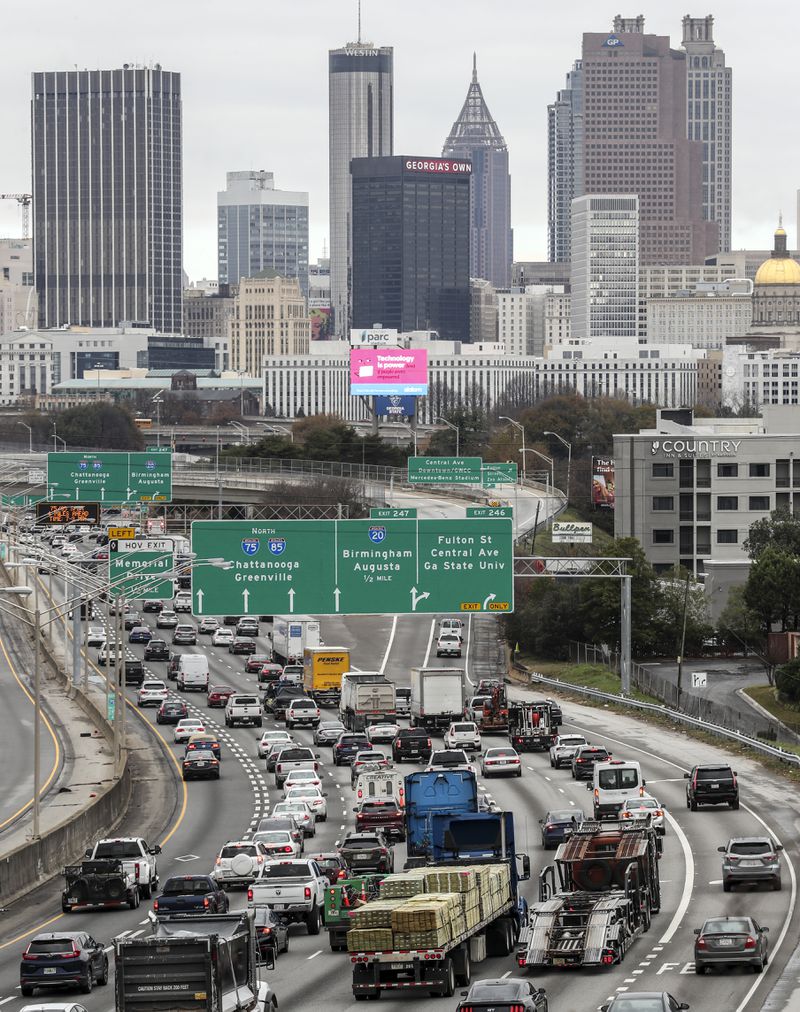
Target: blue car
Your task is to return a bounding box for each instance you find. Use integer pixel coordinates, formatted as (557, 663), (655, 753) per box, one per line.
(21, 931), (108, 996)
(128, 625), (153, 644)
(540, 809), (584, 850)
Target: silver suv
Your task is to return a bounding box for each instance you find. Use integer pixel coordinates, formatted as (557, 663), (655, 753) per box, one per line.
(719, 836), (783, 892)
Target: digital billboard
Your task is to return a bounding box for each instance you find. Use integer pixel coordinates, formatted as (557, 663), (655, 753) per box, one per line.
(349, 348), (428, 396)
(374, 395), (416, 418)
(592, 457), (616, 510)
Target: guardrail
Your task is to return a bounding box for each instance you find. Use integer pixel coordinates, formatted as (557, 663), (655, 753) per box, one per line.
(521, 665), (800, 769)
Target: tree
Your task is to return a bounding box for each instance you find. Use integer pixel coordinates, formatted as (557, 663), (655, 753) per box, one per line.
(776, 658), (800, 703)
(504, 579), (588, 660)
(744, 547), (800, 633)
(744, 507), (800, 560)
(425, 403), (489, 458)
(650, 569), (713, 657)
(717, 584), (763, 654)
(55, 404), (144, 450)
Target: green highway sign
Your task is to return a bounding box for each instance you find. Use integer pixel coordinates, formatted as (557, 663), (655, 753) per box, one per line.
(1, 493), (39, 507)
(47, 452), (172, 503)
(191, 518), (513, 617)
(467, 506), (513, 519)
(407, 456), (483, 485)
(146, 445), (171, 453)
(482, 462), (518, 487)
(370, 507), (417, 519)
(107, 693), (116, 722)
(109, 537), (175, 600)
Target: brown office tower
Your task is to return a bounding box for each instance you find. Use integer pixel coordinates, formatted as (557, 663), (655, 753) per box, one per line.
(581, 17), (717, 265)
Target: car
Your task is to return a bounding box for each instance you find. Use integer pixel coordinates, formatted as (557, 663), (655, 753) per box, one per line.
(229, 636), (257, 655)
(621, 795), (666, 835)
(85, 626), (105, 647)
(156, 609), (178, 629)
(172, 624), (197, 646)
(153, 875), (229, 915)
(367, 722), (401, 745)
(265, 744), (287, 773)
(213, 841), (270, 887)
(96, 642), (118, 666)
(198, 617), (220, 634)
(128, 625), (152, 644)
(314, 720), (347, 745)
(246, 653), (273, 673)
(174, 593), (193, 613)
(137, 680), (168, 707)
(185, 733), (222, 760)
(571, 745), (612, 780)
(272, 800), (316, 837)
(309, 851), (350, 885)
(237, 618), (259, 637)
(156, 699), (188, 725)
(223, 615), (242, 626)
(332, 733), (370, 766)
(174, 718), (205, 744)
(20, 931), (108, 996)
(600, 995), (690, 1012)
(694, 915), (769, 974)
(549, 733), (589, 769)
(142, 599), (164, 613)
(255, 817), (305, 853)
(123, 611), (142, 631)
(351, 750), (391, 785)
(337, 831), (393, 873)
(426, 749), (475, 774)
(282, 769), (323, 792)
(252, 904), (290, 961)
(258, 730), (294, 759)
(212, 627), (235, 646)
(144, 638), (170, 661)
(685, 763), (739, 810)
(285, 698), (321, 729)
(258, 662), (283, 685)
(182, 749), (220, 781)
(392, 727), (433, 763)
(436, 632), (462, 658)
(539, 809), (584, 849)
(354, 799), (405, 840)
(252, 829), (303, 860)
(61, 543), (79, 557)
(207, 684), (236, 708)
(444, 721), (482, 752)
(285, 786), (328, 821)
(455, 978), (548, 1012)
(167, 653), (182, 680)
(719, 836), (783, 891)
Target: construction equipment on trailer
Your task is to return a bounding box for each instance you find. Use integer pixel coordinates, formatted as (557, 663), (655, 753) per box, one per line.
(478, 682), (509, 732)
(323, 873), (385, 951)
(516, 816), (661, 970)
(508, 702), (553, 751)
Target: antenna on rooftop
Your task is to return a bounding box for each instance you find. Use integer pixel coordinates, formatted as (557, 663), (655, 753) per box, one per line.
(357, 0), (362, 43)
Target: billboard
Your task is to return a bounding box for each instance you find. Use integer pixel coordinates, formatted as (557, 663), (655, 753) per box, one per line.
(592, 457), (616, 510)
(350, 328), (399, 347)
(309, 307), (332, 341)
(349, 348), (428, 395)
(374, 395), (416, 418)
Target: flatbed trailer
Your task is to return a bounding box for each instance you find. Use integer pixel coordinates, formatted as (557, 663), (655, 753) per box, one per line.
(323, 874), (384, 951)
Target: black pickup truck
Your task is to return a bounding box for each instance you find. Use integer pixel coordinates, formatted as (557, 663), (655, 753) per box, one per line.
(153, 875), (230, 916)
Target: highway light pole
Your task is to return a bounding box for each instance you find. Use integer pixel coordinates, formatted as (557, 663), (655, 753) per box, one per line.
(397, 423), (417, 456)
(499, 417), (525, 480)
(436, 416), (460, 457)
(17, 421), (32, 453)
(543, 430), (572, 504)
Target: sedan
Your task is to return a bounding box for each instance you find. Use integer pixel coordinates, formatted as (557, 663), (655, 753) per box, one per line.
(128, 625), (152, 644)
(246, 654), (273, 674)
(182, 750), (220, 781)
(600, 995), (689, 1012)
(123, 611), (142, 631)
(252, 829), (303, 860)
(257, 730), (294, 759)
(367, 722), (401, 745)
(142, 599), (164, 613)
(207, 684), (236, 708)
(285, 786), (327, 821)
(85, 626), (106, 648)
(211, 628), (235, 647)
(229, 637), (257, 655)
(172, 624), (197, 646)
(174, 718), (206, 744)
(720, 837), (783, 891)
(621, 795), (666, 835)
(156, 700), (188, 725)
(186, 733), (222, 760)
(253, 905), (290, 961)
(480, 746), (522, 778)
(282, 769), (323, 791)
(539, 809), (583, 849)
(20, 931), (108, 997)
(456, 978), (548, 1012)
(272, 800), (316, 837)
(694, 916), (769, 974)
(314, 721), (346, 746)
(144, 638), (170, 661)
(199, 617), (220, 634)
(156, 609), (178, 628)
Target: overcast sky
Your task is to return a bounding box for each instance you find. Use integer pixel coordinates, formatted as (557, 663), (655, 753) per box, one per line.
(0, 0), (795, 280)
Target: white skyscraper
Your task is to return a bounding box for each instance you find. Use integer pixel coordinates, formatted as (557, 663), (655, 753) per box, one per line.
(571, 194), (639, 341)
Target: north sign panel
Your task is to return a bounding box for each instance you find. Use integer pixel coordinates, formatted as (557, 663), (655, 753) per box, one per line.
(47, 452), (172, 503)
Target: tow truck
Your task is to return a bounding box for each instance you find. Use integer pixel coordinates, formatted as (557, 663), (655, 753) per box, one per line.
(477, 683), (509, 732)
(508, 702), (554, 752)
(516, 816), (661, 970)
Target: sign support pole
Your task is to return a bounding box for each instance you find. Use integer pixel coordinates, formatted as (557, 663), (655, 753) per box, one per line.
(71, 582), (81, 691)
(620, 575), (632, 694)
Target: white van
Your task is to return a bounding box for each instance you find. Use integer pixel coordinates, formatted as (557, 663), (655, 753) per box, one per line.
(354, 770), (405, 809)
(176, 654), (210, 692)
(591, 760), (646, 819)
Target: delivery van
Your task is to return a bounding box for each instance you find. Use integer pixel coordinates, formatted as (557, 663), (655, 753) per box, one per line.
(176, 654), (210, 692)
(591, 759), (646, 819)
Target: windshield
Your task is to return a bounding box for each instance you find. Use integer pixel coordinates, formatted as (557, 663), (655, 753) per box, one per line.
(162, 878), (212, 895)
(94, 842), (142, 859)
(703, 918), (752, 934)
(696, 767), (732, 780)
(729, 841), (771, 855)
(220, 845), (256, 858)
(28, 939), (77, 953)
(278, 748), (314, 761)
(452, 724), (475, 733)
(233, 697), (258, 705)
(261, 863), (309, 879)
(292, 700), (316, 709)
(598, 768), (640, 790)
(341, 837), (380, 849)
(470, 983), (523, 1001)
(254, 832), (291, 845)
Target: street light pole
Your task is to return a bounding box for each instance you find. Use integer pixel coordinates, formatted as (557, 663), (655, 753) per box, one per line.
(436, 416), (460, 457)
(499, 417), (526, 480)
(33, 581), (41, 839)
(544, 430), (572, 504)
(18, 421), (32, 453)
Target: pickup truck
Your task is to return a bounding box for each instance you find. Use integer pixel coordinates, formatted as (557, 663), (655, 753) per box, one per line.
(274, 746), (320, 789)
(153, 875), (230, 916)
(225, 693), (264, 728)
(248, 859), (328, 934)
(85, 837), (161, 898)
(62, 859), (140, 912)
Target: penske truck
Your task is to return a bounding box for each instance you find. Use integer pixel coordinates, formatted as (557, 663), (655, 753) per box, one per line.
(304, 647), (350, 706)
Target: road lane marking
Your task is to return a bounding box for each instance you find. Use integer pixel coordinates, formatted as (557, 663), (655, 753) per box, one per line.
(307, 949), (323, 959)
(658, 809), (693, 944)
(463, 614), (474, 686)
(0, 996), (15, 1005)
(500, 970), (512, 979)
(378, 616), (398, 674)
(422, 619), (436, 667)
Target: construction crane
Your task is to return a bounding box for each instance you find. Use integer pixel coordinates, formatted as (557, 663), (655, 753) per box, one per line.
(0, 194), (32, 239)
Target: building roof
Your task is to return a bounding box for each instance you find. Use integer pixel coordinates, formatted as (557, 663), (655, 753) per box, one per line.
(755, 223), (800, 285)
(442, 54), (506, 152)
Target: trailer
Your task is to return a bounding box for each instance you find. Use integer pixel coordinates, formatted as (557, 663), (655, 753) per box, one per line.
(323, 873), (385, 951)
(508, 702), (553, 751)
(340, 672), (396, 730)
(410, 667), (464, 731)
(516, 816), (661, 971)
(272, 615), (320, 663)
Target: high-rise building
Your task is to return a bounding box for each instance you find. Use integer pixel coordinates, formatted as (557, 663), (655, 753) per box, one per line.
(32, 66), (183, 333)
(571, 195), (639, 341)
(350, 156), (471, 341)
(547, 60), (583, 263)
(217, 171), (309, 295)
(681, 16), (732, 253)
(442, 56), (512, 287)
(229, 275), (310, 377)
(328, 41), (393, 337)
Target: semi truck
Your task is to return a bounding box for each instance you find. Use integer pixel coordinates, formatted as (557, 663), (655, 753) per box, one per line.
(516, 816), (661, 970)
(349, 811), (531, 1000)
(272, 615), (320, 663)
(410, 667), (464, 731)
(115, 910), (276, 1012)
(339, 672), (396, 731)
(303, 647), (350, 706)
(404, 769), (479, 859)
(508, 702), (554, 751)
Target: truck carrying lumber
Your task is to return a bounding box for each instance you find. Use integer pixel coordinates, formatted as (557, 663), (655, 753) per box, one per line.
(516, 816), (661, 971)
(323, 873), (385, 951)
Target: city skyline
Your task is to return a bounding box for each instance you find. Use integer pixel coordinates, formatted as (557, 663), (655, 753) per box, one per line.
(0, 0), (795, 281)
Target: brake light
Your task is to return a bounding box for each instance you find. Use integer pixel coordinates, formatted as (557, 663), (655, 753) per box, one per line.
(696, 936), (707, 949)
(247, 888), (253, 901)
(304, 887), (312, 899)
(727, 855), (739, 862)
(654, 810), (663, 817)
(510, 1005), (525, 1012)
(260, 927), (272, 935)
(203, 897), (210, 908)
(426, 739), (432, 748)
(593, 788), (599, 799)
(763, 854), (776, 863)
(135, 862), (141, 880)
(338, 869), (346, 879)
(153, 899), (159, 910)
(283, 846), (292, 853)
(744, 936), (757, 950)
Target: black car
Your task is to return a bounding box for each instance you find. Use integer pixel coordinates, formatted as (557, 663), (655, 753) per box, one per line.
(20, 931), (108, 996)
(263, 686), (307, 720)
(333, 733), (370, 766)
(223, 615), (242, 626)
(685, 764), (739, 810)
(157, 699), (189, 725)
(144, 638), (170, 661)
(182, 749), (220, 780)
(571, 745), (611, 780)
(253, 905), (290, 961)
(540, 809), (584, 850)
(456, 978), (548, 1012)
(392, 728), (433, 763)
(153, 875), (229, 916)
(142, 599), (164, 613)
(229, 637), (257, 655)
(123, 658), (144, 686)
(337, 831), (394, 873)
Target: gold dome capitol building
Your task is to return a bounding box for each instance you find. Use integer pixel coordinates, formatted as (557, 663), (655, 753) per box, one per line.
(746, 220), (800, 348)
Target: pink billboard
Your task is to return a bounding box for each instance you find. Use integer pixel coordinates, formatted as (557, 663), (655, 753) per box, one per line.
(349, 348), (428, 395)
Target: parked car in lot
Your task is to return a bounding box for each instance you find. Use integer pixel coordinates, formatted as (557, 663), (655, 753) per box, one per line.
(144, 638), (170, 661)
(539, 808), (583, 849)
(694, 916), (769, 974)
(20, 931), (108, 997)
(719, 837), (783, 891)
(685, 763), (739, 810)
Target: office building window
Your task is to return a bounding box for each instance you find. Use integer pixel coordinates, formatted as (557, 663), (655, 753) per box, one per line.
(716, 529), (738, 544)
(749, 495), (770, 511)
(717, 463), (738, 478)
(652, 529), (674, 544)
(748, 463), (770, 477)
(652, 497), (674, 511)
(717, 496), (738, 510)
(652, 463), (674, 478)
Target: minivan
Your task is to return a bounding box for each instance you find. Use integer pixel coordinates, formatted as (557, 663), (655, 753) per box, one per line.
(591, 760), (645, 819)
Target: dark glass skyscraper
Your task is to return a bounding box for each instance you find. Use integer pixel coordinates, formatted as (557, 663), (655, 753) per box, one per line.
(32, 66), (183, 332)
(351, 156), (471, 341)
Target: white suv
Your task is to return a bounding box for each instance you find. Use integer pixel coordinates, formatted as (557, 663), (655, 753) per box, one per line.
(212, 840), (269, 888)
(138, 680), (169, 707)
(436, 633), (462, 658)
(443, 721), (482, 752)
(549, 734), (588, 769)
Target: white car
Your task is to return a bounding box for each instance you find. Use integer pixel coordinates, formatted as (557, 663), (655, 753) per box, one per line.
(137, 680), (169, 707)
(443, 721), (482, 752)
(85, 625), (106, 647)
(96, 643), (118, 665)
(425, 749), (475, 775)
(213, 840), (269, 887)
(285, 698), (321, 729)
(620, 794), (666, 835)
(549, 733), (589, 769)
(367, 722), (401, 745)
(282, 769), (323, 792)
(285, 785), (328, 821)
(212, 627), (235, 646)
(156, 609), (178, 629)
(257, 729), (294, 759)
(480, 746), (522, 778)
(61, 542), (79, 556)
(174, 593), (192, 613)
(436, 633), (462, 658)
(252, 828), (303, 859)
(199, 617), (220, 634)
(272, 799), (316, 837)
(174, 718), (206, 743)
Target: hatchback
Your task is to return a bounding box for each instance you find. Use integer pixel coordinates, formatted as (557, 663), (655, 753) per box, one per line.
(444, 721), (482, 752)
(20, 932), (108, 996)
(694, 916), (769, 974)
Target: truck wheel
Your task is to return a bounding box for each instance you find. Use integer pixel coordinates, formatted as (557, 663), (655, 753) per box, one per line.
(306, 903), (321, 935)
(439, 957), (456, 997)
(128, 887), (140, 909)
(453, 944), (471, 986)
(256, 719), (263, 728)
(21, 986), (34, 997)
(140, 880), (152, 899)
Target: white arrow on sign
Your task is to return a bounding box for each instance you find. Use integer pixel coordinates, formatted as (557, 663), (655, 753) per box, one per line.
(334, 587), (341, 612)
(483, 593), (496, 610)
(242, 589), (250, 612)
(410, 587), (430, 611)
(288, 588), (295, 613)
(196, 589), (204, 612)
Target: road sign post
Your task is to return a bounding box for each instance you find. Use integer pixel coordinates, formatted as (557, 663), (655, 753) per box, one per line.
(47, 452), (172, 503)
(108, 538), (175, 600)
(407, 457), (483, 485)
(191, 518), (513, 617)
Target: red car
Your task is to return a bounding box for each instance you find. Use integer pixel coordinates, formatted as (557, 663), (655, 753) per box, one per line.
(207, 684), (236, 708)
(354, 800), (405, 841)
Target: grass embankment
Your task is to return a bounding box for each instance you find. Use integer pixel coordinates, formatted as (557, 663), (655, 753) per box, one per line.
(743, 685), (800, 755)
(520, 508), (616, 556)
(517, 657), (662, 706)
